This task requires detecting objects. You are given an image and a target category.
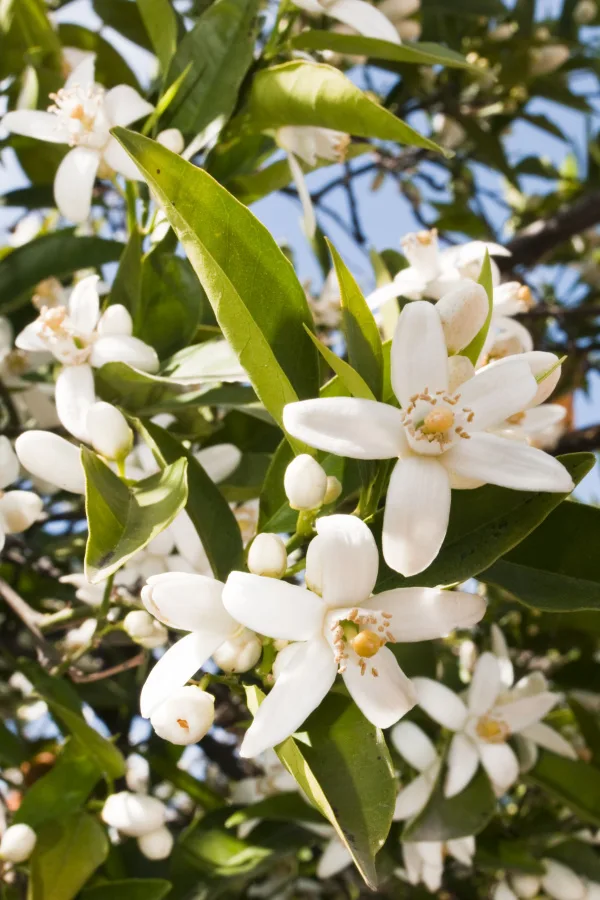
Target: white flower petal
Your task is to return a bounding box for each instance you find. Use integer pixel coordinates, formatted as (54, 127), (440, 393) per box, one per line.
(494, 883), (519, 900)
(458, 361), (537, 431)
(403, 842), (424, 885)
(97, 304), (133, 336)
(169, 511), (211, 573)
(14, 322), (47, 354)
(287, 151), (316, 238)
(103, 136), (143, 181)
(411, 677), (468, 731)
(317, 837), (352, 879)
(240, 637), (337, 757)
(0, 436), (20, 489)
(393, 773), (433, 820)
(2, 110), (70, 143)
(468, 652), (502, 716)
(519, 722), (577, 759)
(517, 404), (566, 435)
(343, 645), (415, 728)
(382, 456), (450, 577)
(142, 572), (235, 634)
(140, 631), (224, 718)
(90, 335), (159, 372)
(55, 364), (95, 442)
(491, 623), (514, 688)
(104, 85), (154, 127)
(390, 720), (438, 772)
(365, 281), (403, 312)
(196, 444), (242, 483)
(391, 299), (449, 407)
(306, 514), (379, 608)
(15, 431), (86, 494)
(283, 398), (405, 459)
(223, 572), (325, 641)
(324, 0), (401, 42)
(366, 587), (486, 642)
(495, 692), (558, 734)
(0, 491), (43, 534)
(64, 55), (96, 91)
(484, 351), (561, 408)
(541, 859), (586, 900)
(54, 146), (99, 223)
(510, 874), (542, 899)
(478, 741), (520, 794)
(442, 433), (574, 493)
(447, 836), (476, 866)
(68, 274), (100, 335)
(445, 732), (479, 798)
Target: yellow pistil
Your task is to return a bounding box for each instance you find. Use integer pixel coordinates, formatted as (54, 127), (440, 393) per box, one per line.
(351, 630), (382, 659)
(422, 407), (455, 435)
(417, 229), (436, 245)
(475, 715), (510, 743)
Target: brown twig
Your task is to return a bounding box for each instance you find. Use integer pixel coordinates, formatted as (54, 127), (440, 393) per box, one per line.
(69, 650), (145, 683)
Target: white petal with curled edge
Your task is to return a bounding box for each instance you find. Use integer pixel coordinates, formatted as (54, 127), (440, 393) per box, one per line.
(316, 837), (352, 879)
(541, 859), (586, 900)
(140, 631), (225, 718)
(342, 645), (416, 728)
(520, 722), (577, 759)
(0, 436), (20, 489)
(90, 335), (159, 372)
(478, 741), (520, 795)
(240, 637), (337, 757)
(283, 397), (405, 460)
(55, 364), (96, 442)
(390, 720), (438, 772)
(0, 491), (43, 534)
(516, 404), (566, 435)
(458, 362), (537, 431)
(142, 572), (234, 634)
(305, 514), (379, 609)
(287, 151), (316, 237)
(393, 773), (432, 820)
(391, 299), (449, 407)
(411, 677), (468, 731)
(97, 304), (133, 336)
(482, 351), (561, 408)
(64, 55), (96, 91)
(365, 280), (403, 312)
(445, 732), (479, 798)
(468, 652), (502, 716)
(447, 836), (475, 866)
(103, 136), (143, 181)
(196, 444), (242, 483)
(403, 842), (423, 885)
(442, 432), (574, 494)
(365, 586), (485, 643)
(325, 0), (401, 42)
(223, 572), (325, 641)
(495, 692), (558, 734)
(382, 456), (451, 577)
(15, 321), (47, 354)
(15, 431), (86, 494)
(54, 146), (99, 223)
(491, 623), (514, 688)
(104, 85), (154, 127)
(2, 110), (70, 143)
(68, 275), (100, 336)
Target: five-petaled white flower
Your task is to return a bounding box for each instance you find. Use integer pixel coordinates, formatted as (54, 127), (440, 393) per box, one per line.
(391, 720), (440, 820)
(0, 437), (43, 552)
(222, 514), (485, 757)
(494, 859), (600, 900)
(402, 835), (475, 893)
(284, 300), (573, 576)
(2, 56), (153, 223)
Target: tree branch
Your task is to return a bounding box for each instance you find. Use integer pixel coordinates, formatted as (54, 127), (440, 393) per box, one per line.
(555, 422), (600, 454)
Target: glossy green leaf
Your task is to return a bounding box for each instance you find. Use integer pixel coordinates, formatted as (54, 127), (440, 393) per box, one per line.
(482, 501), (600, 612)
(138, 420), (244, 580)
(289, 32), (477, 71)
(82, 446), (188, 582)
(403, 762), (496, 842)
(82, 881), (172, 900)
(328, 241), (383, 399)
(45, 699), (125, 779)
(305, 327), (376, 401)
(242, 61), (443, 154)
(421, 0), (505, 14)
(109, 226), (142, 317)
(136, 0), (177, 71)
(375, 454), (594, 591)
(57, 24), (140, 88)
(461, 251), (493, 366)
(246, 687), (395, 889)
(226, 793), (325, 828)
(29, 812), (109, 900)
(163, 0), (259, 135)
(92, 0), (152, 50)
(527, 751), (600, 826)
(0, 722), (28, 766)
(0, 0), (61, 79)
(113, 129), (319, 442)
(570, 697), (600, 766)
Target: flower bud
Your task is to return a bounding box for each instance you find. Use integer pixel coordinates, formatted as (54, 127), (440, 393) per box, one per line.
(137, 825), (174, 860)
(101, 791), (166, 837)
(510, 874), (541, 899)
(150, 686), (214, 745)
(574, 0), (597, 23)
(0, 436), (19, 488)
(435, 281), (489, 354)
(85, 402), (133, 461)
(0, 823), (37, 863)
(63, 618), (97, 652)
(15, 431), (86, 494)
(323, 475), (342, 505)
(247, 533), (287, 578)
(529, 45), (570, 76)
(213, 628), (262, 673)
(0, 491), (43, 533)
(123, 610), (168, 649)
(447, 355), (475, 393)
(541, 860), (585, 900)
(284, 454), (327, 510)
(97, 304), (133, 336)
(157, 129), (185, 155)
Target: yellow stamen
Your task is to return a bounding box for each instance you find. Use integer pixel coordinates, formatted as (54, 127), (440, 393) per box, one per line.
(518, 285), (533, 306)
(476, 715), (510, 743)
(422, 407), (454, 434)
(351, 630), (382, 659)
(507, 411), (526, 425)
(177, 718), (189, 730)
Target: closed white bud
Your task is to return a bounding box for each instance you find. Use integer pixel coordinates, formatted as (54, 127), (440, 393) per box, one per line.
(123, 610), (168, 649)
(510, 874), (541, 899)
(15, 431), (86, 495)
(541, 859), (586, 900)
(530, 45), (570, 76)
(85, 402), (133, 461)
(284, 454), (327, 510)
(150, 686), (214, 745)
(0, 823), (37, 863)
(137, 825), (174, 860)
(157, 128), (185, 155)
(574, 0), (597, 23)
(323, 475), (342, 505)
(448, 355), (476, 393)
(247, 533), (287, 578)
(213, 628), (262, 673)
(97, 304), (133, 336)
(0, 491), (43, 533)
(436, 281), (489, 353)
(102, 791), (166, 837)
(489, 21), (518, 41)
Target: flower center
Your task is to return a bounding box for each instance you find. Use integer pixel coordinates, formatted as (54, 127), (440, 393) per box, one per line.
(48, 84), (106, 147)
(401, 388), (474, 454)
(422, 408), (454, 434)
(475, 715), (510, 743)
(330, 609), (395, 677)
(40, 306), (68, 333)
(351, 629), (382, 659)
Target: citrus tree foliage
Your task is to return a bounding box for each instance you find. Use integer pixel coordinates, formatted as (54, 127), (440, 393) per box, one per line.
(1, 1), (600, 899)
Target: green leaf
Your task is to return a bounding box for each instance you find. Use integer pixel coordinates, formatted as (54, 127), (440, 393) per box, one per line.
(570, 697), (600, 766)
(57, 24), (140, 88)
(92, 0), (152, 50)
(461, 250), (493, 366)
(45, 699), (125, 779)
(328, 241), (383, 400)
(546, 840), (600, 882)
(482, 501), (600, 612)
(0, 722), (28, 766)
(82, 881), (172, 900)
(375, 454), (594, 591)
(162, 0), (259, 135)
(83, 446), (188, 582)
(245, 687), (395, 889)
(29, 812), (109, 900)
(242, 61), (444, 155)
(226, 793), (325, 828)
(14, 739), (102, 827)
(109, 226), (142, 318)
(0, 232), (123, 311)
(403, 761), (496, 842)
(112, 129), (319, 442)
(0, 0), (61, 79)
(305, 327), (376, 401)
(136, 0), (177, 72)
(138, 420), (244, 581)
(289, 33), (477, 71)
(421, 0), (504, 14)
(526, 751), (600, 826)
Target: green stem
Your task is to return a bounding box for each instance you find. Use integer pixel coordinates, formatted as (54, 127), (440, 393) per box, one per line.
(125, 181), (138, 235)
(99, 572), (116, 619)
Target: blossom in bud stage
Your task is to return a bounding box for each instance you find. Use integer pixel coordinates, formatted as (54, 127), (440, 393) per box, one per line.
(0, 437), (43, 552)
(86, 401), (133, 460)
(0, 437), (20, 488)
(212, 628), (263, 673)
(529, 44), (570, 76)
(290, 0), (401, 43)
(391, 722), (440, 820)
(435, 281), (489, 354)
(495, 861), (598, 900)
(432, 113), (466, 150)
(247, 533), (288, 578)
(403, 836), (475, 892)
(101, 791), (166, 837)
(222, 514), (485, 757)
(489, 21), (518, 41)
(125, 753), (150, 793)
(284, 302), (573, 576)
(481, 281), (535, 362)
(137, 826), (174, 860)
(15, 431), (86, 494)
(1, 56), (153, 223)
(63, 618), (97, 653)
(0, 823), (37, 863)
(574, 0), (597, 23)
(123, 610), (168, 649)
(284, 454), (328, 510)
(323, 475), (342, 505)
(156, 128), (185, 154)
(149, 686), (214, 745)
